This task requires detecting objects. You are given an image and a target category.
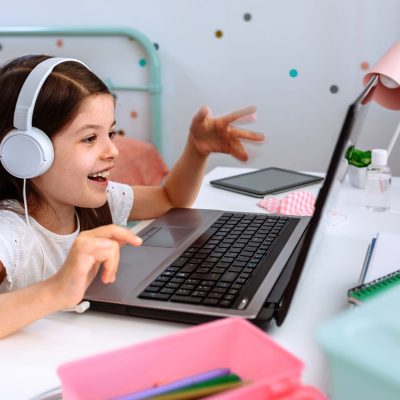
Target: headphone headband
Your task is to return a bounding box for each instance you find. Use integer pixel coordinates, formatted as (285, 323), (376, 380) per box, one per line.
(14, 57), (87, 131)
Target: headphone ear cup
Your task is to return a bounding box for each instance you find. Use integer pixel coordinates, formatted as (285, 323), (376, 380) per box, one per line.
(0, 127), (54, 179)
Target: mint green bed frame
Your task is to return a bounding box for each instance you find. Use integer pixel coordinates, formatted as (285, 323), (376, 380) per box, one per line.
(0, 26), (163, 154)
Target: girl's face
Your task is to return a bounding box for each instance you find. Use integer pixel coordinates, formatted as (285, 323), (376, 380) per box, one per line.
(32, 94), (119, 213)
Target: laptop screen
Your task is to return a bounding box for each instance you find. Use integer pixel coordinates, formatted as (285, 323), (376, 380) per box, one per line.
(273, 75), (379, 325)
(296, 75), (379, 273)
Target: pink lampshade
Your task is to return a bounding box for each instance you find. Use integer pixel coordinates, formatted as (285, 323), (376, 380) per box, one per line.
(363, 43), (400, 110)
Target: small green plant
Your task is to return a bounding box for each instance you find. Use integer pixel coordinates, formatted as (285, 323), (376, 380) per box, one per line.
(345, 146), (371, 168)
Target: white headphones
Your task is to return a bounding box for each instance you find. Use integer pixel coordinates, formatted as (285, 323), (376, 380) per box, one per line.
(0, 57), (86, 179)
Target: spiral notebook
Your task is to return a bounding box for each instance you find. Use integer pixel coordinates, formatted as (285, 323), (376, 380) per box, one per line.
(348, 270), (400, 305)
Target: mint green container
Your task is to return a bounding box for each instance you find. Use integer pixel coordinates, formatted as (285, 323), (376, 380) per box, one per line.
(317, 286), (400, 399)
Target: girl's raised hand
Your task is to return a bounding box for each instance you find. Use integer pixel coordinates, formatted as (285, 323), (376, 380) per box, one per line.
(189, 106), (265, 161)
(51, 225), (142, 310)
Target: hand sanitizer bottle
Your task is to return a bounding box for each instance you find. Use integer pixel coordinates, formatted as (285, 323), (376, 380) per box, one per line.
(365, 149), (392, 211)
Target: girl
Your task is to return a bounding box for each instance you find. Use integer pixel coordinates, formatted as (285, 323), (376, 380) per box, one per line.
(0, 55), (264, 338)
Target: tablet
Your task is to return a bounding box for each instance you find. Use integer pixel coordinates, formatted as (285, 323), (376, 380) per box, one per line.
(210, 167), (324, 198)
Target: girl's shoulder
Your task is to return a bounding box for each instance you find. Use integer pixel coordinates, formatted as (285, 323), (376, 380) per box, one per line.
(0, 205), (26, 233)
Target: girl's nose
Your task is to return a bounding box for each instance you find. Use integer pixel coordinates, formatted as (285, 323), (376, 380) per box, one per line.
(102, 137), (119, 159)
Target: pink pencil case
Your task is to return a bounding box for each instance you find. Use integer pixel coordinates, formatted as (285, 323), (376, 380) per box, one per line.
(57, 318), (325, 400)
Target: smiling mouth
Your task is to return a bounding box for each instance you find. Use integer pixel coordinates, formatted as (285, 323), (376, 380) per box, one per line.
(88, 170), (111, 182)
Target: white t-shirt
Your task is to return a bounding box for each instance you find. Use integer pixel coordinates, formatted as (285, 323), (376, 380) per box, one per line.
(0, 181), (133, 292)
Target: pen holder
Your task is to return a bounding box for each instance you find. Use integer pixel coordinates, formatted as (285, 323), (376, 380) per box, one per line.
(347, 165), (367, 189)
(57, 318), (325, 400)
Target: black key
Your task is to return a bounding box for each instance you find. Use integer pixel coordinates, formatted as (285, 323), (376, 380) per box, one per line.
(197, 285), (211, 292)
(228, 267), (243, 273)
(151, 281), (165, 287)
(196, 267), (211, 274)
(170, 277), (185, 284)
(176, 289), (191, 296)
(191, 273), (221, 281)
(216, 282), (231, 288)
(192, 291), (207, 297)
(208, 292), (223, 299)
(171, 258), (189, 267)
(181, 284), (196, 290)
(139, 292), (170, 300)
(191, 228), (218, 247)
(145, 286), (160, 292)
(166, 282), (180, 288)
(160, 288), (175, 294)
(203, 298), (219, 306)
(211, 287), (227, 294)
(181, 264), (198, 273)
(176, 272), (190, 278)
(211, 267), (226, 274)
(221, 272), (238, 282)
(201, 280), (216, 286)
(170, 295), (202, 304)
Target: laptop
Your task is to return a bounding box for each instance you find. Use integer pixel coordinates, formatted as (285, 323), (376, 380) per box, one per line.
(85, 75), (378, 327)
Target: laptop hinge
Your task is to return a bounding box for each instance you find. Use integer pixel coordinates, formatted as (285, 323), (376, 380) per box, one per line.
(264, 227), (308, 326)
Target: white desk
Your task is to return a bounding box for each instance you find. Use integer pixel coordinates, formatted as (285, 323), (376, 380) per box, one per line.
(2, 166), (400, 399)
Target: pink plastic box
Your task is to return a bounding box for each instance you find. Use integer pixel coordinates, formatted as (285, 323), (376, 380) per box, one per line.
(57, 318), (325, 400)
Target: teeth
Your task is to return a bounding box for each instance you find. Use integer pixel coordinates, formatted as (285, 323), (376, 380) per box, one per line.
(88, 170), (110, 178)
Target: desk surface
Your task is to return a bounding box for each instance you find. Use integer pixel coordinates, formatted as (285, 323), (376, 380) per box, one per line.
(2, 167), (400, 399)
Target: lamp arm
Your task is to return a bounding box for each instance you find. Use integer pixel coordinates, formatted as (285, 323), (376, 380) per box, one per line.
(387, 117), (400, 158)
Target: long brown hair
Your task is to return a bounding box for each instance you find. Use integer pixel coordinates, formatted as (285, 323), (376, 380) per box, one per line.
(0, 55), (113, 230)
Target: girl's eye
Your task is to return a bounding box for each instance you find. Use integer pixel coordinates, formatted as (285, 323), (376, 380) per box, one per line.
(83, 135), (96, 144)
(109, 130), (117, 140)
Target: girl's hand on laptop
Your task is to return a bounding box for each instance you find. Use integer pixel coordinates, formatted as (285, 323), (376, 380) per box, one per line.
(49, 225), (142, 310)
(189, 105), (265, 161)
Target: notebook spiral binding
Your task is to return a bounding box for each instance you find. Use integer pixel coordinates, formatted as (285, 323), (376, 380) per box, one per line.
(348, 270), (400, 305)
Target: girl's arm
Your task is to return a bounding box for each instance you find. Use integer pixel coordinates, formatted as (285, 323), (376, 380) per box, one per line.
(129, 106), (264, 220)
(0, 225), (142, 339)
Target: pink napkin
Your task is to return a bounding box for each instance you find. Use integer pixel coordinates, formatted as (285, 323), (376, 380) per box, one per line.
(257, 190), (316, 216)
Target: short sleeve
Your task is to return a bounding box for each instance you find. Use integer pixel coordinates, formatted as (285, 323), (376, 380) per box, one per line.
(0, 211), (27, 292)
(0, 234), (17, 291)
(106, 181), (134, 226)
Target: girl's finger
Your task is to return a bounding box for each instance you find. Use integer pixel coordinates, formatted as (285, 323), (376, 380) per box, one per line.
(100, 240), (120, 283)
(83, 225), (143, 247)
(222, 106), (257, 124)
(191, 106), (211, 125)
(230, 139), (248, 162)
(229, 127), (265, 142)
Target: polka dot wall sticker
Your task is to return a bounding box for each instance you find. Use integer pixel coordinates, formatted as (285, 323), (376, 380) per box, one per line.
(139, 58), (147, 67)
(215, 30), (224, 39)
(330, 85), (339, 94)
(360, 61), (369, 71)
(243, 13), (252, 21)
(289, 69), (298, 78)
(56, 39), (64, 48)
(130, 110), (138, 119)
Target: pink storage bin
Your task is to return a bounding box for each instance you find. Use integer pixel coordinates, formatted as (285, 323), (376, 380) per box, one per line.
(57, 318), (325, 400)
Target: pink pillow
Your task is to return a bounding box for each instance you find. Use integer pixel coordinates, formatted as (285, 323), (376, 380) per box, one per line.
(110, 135), (169, 186)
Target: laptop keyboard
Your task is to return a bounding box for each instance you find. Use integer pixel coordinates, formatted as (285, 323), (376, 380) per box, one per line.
(139, 213), (289, 309)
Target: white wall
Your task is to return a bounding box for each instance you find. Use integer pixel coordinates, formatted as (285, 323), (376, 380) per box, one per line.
(1, 0), (400, 173)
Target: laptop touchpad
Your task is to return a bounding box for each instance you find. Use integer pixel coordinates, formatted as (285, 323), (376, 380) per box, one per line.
(141, 226), (195, 248)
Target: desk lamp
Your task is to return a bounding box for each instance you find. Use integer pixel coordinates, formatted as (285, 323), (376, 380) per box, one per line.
(363, 42), (400, 157)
